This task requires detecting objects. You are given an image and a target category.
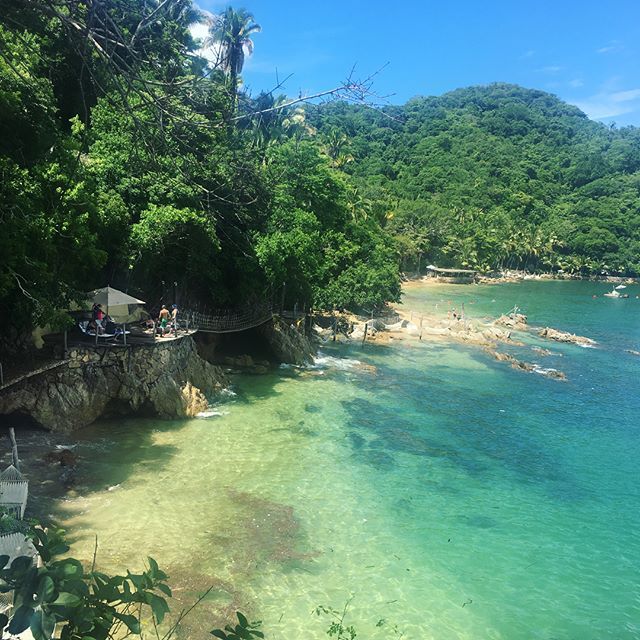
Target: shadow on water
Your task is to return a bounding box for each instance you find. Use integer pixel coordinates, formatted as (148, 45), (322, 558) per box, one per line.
(44, 418), (184, 527)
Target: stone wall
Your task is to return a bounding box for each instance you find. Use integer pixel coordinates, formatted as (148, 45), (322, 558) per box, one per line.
(0, 337), (226, 432)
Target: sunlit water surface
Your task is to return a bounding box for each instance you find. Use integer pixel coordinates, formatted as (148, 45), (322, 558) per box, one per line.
(52, 281), (640, 639)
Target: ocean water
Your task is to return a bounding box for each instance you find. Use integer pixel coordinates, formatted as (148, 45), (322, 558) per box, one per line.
(50, 281), (640, 639)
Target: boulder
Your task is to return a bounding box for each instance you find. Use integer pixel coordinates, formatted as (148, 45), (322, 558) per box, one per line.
(538, 327), (596, 347)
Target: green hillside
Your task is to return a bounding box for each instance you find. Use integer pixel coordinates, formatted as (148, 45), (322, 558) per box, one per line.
(311, 84), (640, 275)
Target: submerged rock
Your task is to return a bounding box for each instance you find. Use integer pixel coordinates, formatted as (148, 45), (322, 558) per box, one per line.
(487, 349), (567, 381)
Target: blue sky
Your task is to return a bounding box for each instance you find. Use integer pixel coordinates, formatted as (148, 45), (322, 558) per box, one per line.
(195, 0), (640, 126)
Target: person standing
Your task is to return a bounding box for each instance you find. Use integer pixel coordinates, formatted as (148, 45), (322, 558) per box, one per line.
(158, 305), (170, 336)
(171, 304), (178, 334)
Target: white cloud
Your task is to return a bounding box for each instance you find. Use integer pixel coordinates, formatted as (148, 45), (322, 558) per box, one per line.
(568, 78), (584, 88)
(537, 65), (564, 74)
(189, 11), (223, 67)
(520, 49), (535, 59)
(573, 87), (640, 119)
(596, 41), (623, 54)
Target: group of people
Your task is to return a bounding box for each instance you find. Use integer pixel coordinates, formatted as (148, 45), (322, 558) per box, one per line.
(156, 304), (178, 337)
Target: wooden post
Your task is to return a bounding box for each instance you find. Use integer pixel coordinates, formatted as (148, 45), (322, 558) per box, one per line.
(63, 329), (68, 355)
(9, 427), (20, 472)
(293, 302), (298, 320)
(123, 323), (127, 346)
(362, 323), (368, 345)
(0, 361), (3, 386)
(332, 316), (337, 342)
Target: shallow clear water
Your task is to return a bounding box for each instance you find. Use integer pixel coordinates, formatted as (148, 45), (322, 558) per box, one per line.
(52, 281), (640, 639)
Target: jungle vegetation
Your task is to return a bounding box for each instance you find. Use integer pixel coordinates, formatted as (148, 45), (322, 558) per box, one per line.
(2, 0), (638, 343)
(310, 84), (640, 275)
(0, 0), (399, 340)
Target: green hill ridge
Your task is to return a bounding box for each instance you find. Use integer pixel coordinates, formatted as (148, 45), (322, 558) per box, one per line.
(311, 83), (640, 275)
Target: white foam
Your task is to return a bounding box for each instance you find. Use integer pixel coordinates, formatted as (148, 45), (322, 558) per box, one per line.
(310, 353), (362, 371)
(196, 409), (228, 419)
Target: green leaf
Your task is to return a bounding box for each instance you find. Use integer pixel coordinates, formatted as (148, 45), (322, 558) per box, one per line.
(30, 609), (56, 640)
(7, 605), (34, 635)
(0, 555), (9, 569)
(52, 591), (82, 607)
(211, 630), (228, 639)
(113, 611), (141, 634)
(0, 612), (8, 630)
(234, 625), (253, 640)
(157, 582), (172, 597)
(148, 593), (169, 624)
(236, 611), (248, 627)
(147, 556), (159, 577)
(34, 575), (56, 604)
(10, 556), (33, 573)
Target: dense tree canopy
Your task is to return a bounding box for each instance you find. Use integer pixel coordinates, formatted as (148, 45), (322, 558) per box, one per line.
(310, 84), (640, 275)
(2, 1), (637, 345)
(0, 0), (400, 340)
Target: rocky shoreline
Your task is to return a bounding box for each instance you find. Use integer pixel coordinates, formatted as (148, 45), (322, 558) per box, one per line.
(0, 318), (316, 434)
(0, 335), (226, 432)
(313, 301), (598, 383)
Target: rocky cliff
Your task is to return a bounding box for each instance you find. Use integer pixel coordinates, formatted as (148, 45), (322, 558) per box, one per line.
(257, 318), (315, 365)
(0, 337), (226, 432)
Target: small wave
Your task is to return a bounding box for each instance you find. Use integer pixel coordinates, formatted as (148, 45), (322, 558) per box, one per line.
(196, 409), (228, 419)
(220, 387), (237, 397)
(279, 353), (362, 372)
(309, 353), (362, 371)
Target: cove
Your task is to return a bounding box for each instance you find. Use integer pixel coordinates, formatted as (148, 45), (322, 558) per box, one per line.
(49, 281), (640, 639)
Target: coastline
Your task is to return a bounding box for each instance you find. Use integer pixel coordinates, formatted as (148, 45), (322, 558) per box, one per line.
(403, 269), (639, 285)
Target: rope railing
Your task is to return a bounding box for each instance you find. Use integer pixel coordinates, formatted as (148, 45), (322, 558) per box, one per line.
(184, 303), (275, 334)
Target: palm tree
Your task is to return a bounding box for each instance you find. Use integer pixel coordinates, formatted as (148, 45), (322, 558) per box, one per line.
(206, 7), (261, 110)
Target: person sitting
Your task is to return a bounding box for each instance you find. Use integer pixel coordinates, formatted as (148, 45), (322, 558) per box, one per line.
(90, 303), (105, 334)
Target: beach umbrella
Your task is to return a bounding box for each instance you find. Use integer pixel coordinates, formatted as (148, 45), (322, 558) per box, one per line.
(87, 286), (146, 322)
(615, 285), (627, 290)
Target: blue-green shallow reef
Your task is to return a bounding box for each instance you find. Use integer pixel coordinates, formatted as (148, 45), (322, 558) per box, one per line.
(51, 281), (640, 639)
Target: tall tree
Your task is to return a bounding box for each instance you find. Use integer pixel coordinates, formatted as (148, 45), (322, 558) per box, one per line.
(206, 7), (261, 111)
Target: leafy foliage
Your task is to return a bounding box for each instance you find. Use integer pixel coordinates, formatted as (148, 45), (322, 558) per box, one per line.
(0, 1), (400, 346)
(0, 527), (171, 640)
(310, 84), (640, 275)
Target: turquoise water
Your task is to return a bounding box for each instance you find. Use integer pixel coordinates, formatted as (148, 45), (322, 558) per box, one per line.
(53, 281), (640, 639)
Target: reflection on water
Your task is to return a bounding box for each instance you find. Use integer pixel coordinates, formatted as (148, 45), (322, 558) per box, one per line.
(48, 282), (640, 640)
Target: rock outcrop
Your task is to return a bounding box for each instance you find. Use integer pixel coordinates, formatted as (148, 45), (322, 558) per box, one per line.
(488, 350), (567, 380)
(495, 312), (528, 330)
(258, 318), (315, 365)
(0, 337), (226, 432)
(538, 327), (596, 347)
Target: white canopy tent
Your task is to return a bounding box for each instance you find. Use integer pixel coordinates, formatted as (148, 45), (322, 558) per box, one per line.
(87, 286), (147, 345)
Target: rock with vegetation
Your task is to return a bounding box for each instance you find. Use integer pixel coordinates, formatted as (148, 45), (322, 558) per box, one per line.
(0, 338), (226, 432)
